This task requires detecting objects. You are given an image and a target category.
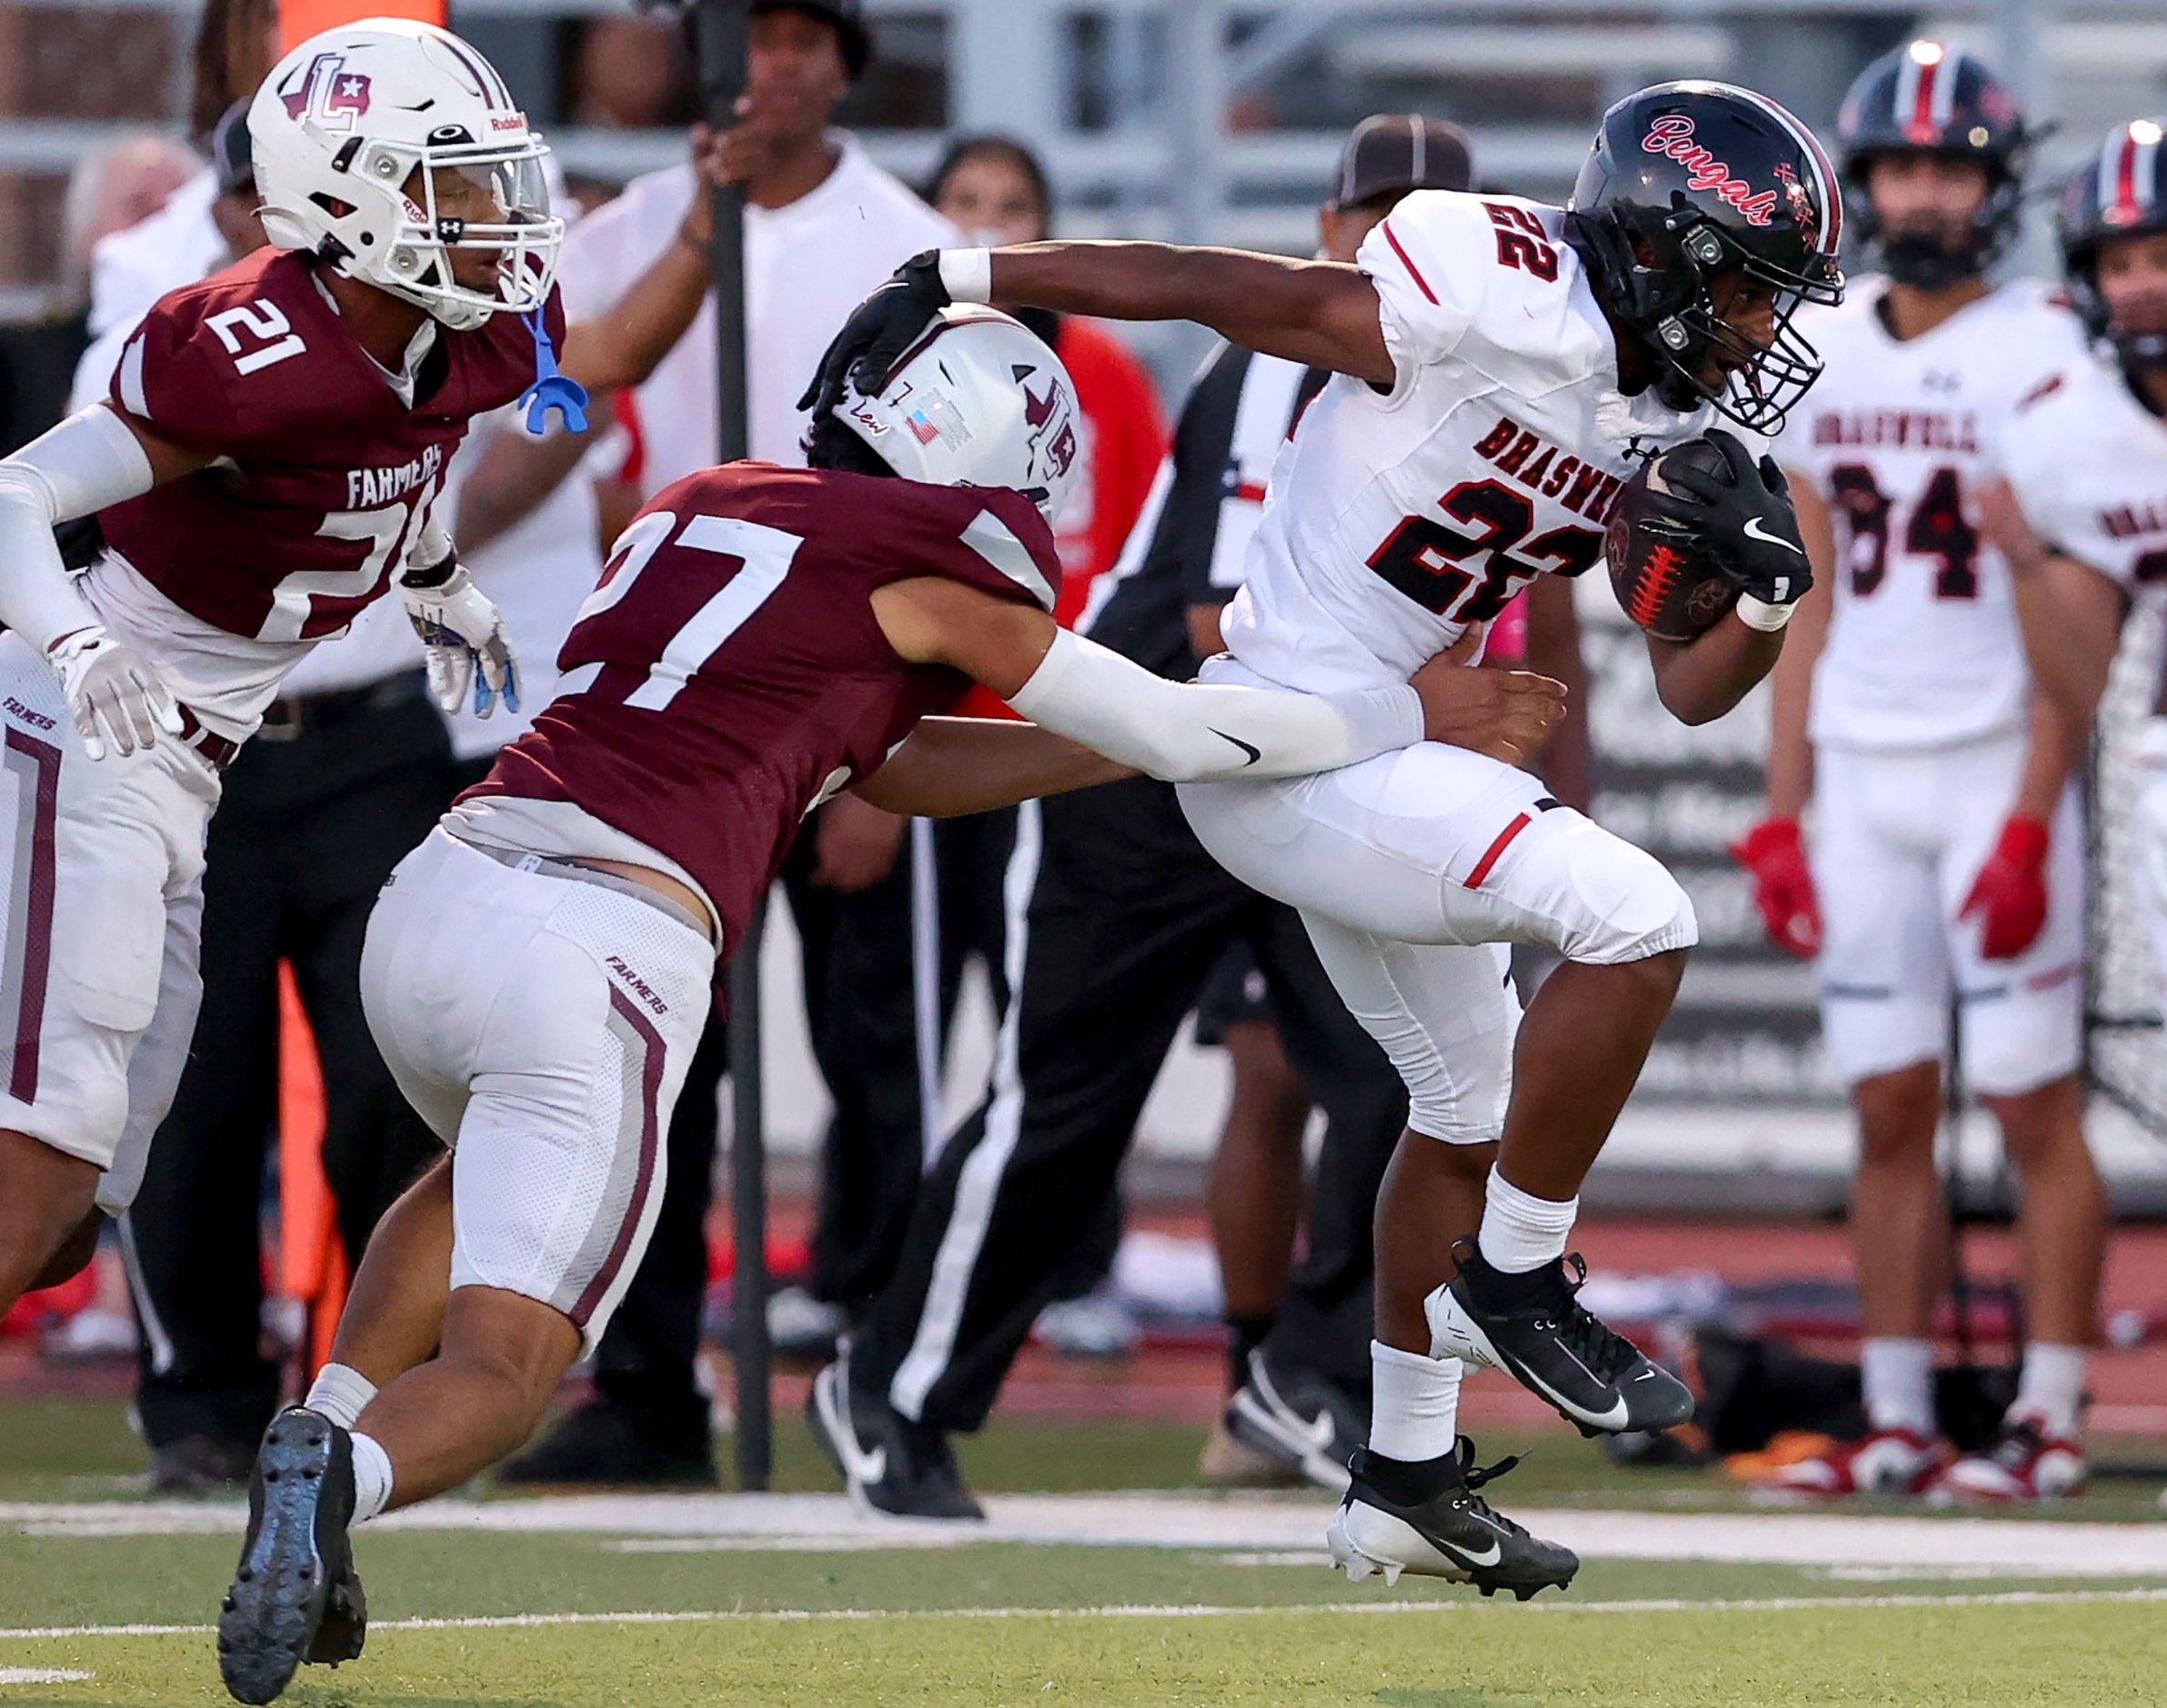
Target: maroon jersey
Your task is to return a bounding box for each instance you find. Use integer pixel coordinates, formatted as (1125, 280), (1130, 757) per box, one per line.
(99, 247), (561, 643)
(472, 464), (1063, 959)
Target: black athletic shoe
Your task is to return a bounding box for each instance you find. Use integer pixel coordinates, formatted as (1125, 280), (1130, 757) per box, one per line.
(1224, 1349), (1363, 1494)
(1427, 1244), (1694, 1435)
(497, 1397), (718, 1490)
(217, 1407), (366, 1705)
(1327, 1439), (1578, 1600)
(807, 1358), (983, 1521)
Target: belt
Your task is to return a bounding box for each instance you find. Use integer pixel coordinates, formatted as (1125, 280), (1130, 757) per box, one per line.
(176, 706), (238, 769)
(256, 669), (430, 742)
(449, 833), (715, 943)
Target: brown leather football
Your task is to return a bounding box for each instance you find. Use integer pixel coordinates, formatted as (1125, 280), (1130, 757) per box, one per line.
(1605, 439), (1742, 642)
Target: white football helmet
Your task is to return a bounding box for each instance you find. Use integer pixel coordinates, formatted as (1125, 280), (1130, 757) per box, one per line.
(249, 18), (561, 331)
(828, 306), (1083, 525)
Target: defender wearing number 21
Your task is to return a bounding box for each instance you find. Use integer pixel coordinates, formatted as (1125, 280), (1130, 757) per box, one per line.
(0, 19), (564, 1328)
(805, 80), (1841, 1594)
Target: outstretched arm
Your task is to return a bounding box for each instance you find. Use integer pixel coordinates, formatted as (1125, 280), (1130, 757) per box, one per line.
(852, 718), (1132, 817)
(871, 577), (1565, 783)
(976, 244), (1394, 386)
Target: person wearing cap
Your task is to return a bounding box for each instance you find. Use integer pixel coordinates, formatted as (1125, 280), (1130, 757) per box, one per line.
(483, 0), (964, 1487)
(806, 116), (1548, 1517)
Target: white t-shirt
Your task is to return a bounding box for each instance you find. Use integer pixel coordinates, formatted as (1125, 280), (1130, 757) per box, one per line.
(82, 167), (225, 341)
(1224, 190), (1740, 696)
(1778, 276), (2091, 751)
(1994, 347), (2167, 596)
(558, 135), (958, 493)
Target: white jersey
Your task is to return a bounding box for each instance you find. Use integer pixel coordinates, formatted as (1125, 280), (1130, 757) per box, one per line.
(560, 137), (957, 494)
(1779, 276), (2090, 751)
(1993, 346), (2167, 595)
(1223, 191), (1740, 696)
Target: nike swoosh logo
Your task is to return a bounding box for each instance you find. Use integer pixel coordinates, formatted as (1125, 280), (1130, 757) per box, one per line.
(1632, 1369), (1660, 1381)
(1440, 1534), (1503, 1568)
(1742, 516), (1806, 556)
(1519, 1364), (1630, 1431)
(818, 1371), (888, 1488)
(1210, 728), (1262, 766)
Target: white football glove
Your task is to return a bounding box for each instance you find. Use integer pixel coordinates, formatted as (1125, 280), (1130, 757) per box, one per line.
(400, 559), (519, 718)
(46, 626), (183, 761)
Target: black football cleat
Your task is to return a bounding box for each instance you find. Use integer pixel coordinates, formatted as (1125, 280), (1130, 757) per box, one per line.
(1427, 1243), (1693, 1435)
(808, 1357), (983, 1522)
(217, 1407), (366, 1705)
(1224, 1349), (1363, 1494)
(1328, 1438), (1578, 1600)
(497, 1395), (718, 1490)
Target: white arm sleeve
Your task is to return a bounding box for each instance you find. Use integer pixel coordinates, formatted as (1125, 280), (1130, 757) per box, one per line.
(0, 406), (154, 653)
(1006, 628), (1421, 782)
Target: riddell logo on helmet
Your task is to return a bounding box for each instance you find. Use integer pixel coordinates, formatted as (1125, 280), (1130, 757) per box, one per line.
(279, 52), (373, 131)
(1640, 116), (1780, 226)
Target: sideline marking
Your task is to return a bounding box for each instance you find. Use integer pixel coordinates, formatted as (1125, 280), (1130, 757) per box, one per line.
(9, 1585), (2167, 1643)
(0, 1669), (94, 1683)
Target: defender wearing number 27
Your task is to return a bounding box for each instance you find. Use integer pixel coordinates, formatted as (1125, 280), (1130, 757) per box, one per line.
(805, 78), (1842, 1592)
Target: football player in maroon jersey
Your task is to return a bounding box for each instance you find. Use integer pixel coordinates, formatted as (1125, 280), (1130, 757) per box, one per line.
(0, 19), (595, 1324)
(212, 304), (1567, 1704)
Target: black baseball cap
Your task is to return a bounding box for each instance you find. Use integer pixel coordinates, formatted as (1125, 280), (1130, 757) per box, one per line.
(1329, 114), (1473, 208)
(211, 100), (253, 198)
(754, 0), (873, 81)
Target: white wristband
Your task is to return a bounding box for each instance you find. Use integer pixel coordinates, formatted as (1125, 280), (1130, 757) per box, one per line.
(1734, 594), (1796, 632)
(938, 247), (994, 305)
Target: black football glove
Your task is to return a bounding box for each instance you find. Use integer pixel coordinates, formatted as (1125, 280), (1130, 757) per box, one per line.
(797, 250), (952, 425)
(1651, 428), (1812, 606)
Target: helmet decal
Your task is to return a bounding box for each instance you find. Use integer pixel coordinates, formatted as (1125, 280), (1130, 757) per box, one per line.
(1893, 41), (1954, 144)
(278, 53), (372, 130)
(1640, 116), (1779, 226)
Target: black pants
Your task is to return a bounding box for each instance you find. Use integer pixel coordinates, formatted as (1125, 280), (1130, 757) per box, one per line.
(589, 799), (928, 1415)
(853, 776), (1407, 1432)
(125, 681), (455, 1451)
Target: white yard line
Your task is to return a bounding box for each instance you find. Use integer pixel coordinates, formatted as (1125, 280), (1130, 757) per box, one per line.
(9, 1586), (2167, 1646)
(10, 1491), (2167, 1575)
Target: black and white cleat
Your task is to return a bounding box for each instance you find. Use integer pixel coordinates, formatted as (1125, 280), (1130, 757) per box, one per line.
(1426, 1243), (1694, 1436)
(1328, 1438), (1578, 1602)
(217, 1406), (366, 1705)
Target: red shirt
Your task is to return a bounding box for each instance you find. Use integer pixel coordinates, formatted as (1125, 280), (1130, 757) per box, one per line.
(101, 248), (560, 643)
(471, 465), (1063, 959)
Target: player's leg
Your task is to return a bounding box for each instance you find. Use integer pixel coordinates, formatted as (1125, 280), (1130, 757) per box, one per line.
(1765, 744), (1953, 1496)
(832, 780), (1249, 1515)
(0, 664), (215, 1316)
(1292, 919), (1574, 1595)
(0, 1130), (100, 1307)
(222, 830), (714, 1703)
(1941, 769), (2101, 1502)
(1194, 941), (1320, 1485)
(1230, 903), (1407, 1486)
(1180, 739), (1696, 1434)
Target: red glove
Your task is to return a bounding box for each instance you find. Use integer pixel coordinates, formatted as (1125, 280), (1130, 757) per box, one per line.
(1959, 815), (2051, 961)
(1729, 817), (1821, 959)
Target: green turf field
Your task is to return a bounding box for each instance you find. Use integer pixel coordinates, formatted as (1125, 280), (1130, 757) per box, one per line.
(4, 1400), (2164, 1704)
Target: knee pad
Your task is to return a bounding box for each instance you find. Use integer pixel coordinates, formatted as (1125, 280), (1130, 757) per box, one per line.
(1508, 813), (1698, 965)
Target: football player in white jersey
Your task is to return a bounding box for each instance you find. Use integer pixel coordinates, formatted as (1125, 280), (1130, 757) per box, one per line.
(810, 80), (1843, 1594)
(1983, 120), (2167, 1280)
(1733, 43), (2103, 1502)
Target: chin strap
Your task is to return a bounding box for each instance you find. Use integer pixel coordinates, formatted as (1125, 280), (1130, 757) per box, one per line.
(517, 307), (589, 437)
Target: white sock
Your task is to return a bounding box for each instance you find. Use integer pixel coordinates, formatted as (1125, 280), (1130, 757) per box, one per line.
(305, 1362), (377, 1432)
(1369, 1340), (1462, 1463)
(1859, 1337), (1935, 1438)
(1476, 1166), (1578, 1274)
(2012, 1342), (2087, 1440)
(349, 1431), (394, 1525)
